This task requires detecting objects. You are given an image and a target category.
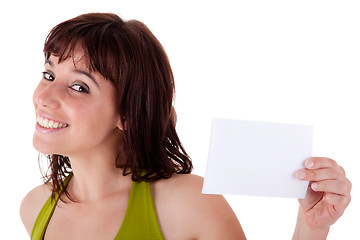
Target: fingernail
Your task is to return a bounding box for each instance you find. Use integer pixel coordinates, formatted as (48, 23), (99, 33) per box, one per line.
(296, 171), (306, 180)
(306, 160), (314, 169)
(311, 182), (317, 190)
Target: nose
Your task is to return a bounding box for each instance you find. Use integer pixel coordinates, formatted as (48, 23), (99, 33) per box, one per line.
(33, 82), (62, 109)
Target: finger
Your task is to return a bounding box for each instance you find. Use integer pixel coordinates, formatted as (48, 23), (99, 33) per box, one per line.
(311, 179), (351, 196)
(323, 193), (351, 210)
(296, 168), (342, 181)
(304, 157), (338, 170)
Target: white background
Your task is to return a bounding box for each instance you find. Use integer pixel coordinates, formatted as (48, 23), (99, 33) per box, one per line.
(0, 0), (359, 239)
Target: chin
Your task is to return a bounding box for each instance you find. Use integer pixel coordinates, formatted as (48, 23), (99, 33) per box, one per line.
(33, 144), (54, 155)
(33, 137), (62, 156)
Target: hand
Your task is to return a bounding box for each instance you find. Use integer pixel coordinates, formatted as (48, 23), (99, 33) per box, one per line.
(295, 157), (351, 230)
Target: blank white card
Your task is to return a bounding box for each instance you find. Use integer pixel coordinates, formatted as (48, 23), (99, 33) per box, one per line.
(202, 119), (312, 199)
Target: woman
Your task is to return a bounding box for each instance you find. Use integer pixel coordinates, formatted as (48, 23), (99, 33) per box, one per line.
(20, 13), (351, 239)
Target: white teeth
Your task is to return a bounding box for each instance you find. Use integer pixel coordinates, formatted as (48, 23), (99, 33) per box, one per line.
(37, 116), (68, 129)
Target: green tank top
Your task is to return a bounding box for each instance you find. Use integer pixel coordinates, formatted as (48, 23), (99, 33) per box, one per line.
(31, 173), (164, 240)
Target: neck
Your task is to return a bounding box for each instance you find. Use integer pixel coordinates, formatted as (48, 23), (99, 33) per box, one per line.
(65, 133), (132, 203)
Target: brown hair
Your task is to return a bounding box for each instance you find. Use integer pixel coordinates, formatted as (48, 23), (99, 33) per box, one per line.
(41, 12), (192, 198)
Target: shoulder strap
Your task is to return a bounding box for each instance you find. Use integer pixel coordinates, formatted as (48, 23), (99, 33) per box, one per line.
(31, 173), (73, 240)
(115, 181), (164, 239)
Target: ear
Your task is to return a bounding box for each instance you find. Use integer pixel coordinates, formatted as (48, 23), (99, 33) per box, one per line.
(170, 106), (177, 127)
(116, 117), (126, 131)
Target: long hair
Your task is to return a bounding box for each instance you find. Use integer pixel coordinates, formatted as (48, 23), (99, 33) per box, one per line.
(41, 12), (192, 198)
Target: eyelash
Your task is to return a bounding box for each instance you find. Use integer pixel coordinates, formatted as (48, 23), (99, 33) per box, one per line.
(70, 83), (90, 94)
(41, 71), (90, 94)
(42, 71), (54, 81)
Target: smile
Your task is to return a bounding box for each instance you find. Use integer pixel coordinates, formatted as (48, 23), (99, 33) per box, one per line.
(36, 115), (69, 129)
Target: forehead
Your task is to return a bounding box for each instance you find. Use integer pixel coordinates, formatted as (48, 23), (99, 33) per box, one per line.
(46, 45), (92, 70)
(44, 43), (115, 89)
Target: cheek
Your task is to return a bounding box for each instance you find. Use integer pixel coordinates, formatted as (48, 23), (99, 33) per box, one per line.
(67, 101), (92, 123)
(85, 101), (117, 128)
(68, 100), (113, 128)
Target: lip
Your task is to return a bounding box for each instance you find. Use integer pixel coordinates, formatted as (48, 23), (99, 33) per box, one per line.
(36, 112), (69, 126)
(35, 111), (70, 133)
(35, 122), (68, 133)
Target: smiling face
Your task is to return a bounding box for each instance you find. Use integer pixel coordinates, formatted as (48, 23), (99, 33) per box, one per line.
(33, 50), (121, 157)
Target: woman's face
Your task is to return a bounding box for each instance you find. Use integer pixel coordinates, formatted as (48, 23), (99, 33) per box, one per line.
(32, 49), (121, 157)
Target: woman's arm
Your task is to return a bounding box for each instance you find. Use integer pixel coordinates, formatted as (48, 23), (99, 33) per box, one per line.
(293, 206), (329, 239)
(293, 157), (352, 239)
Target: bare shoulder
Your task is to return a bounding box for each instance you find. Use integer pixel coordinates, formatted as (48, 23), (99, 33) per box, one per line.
(151, 174), (246, 240)
(20, 183), (52, 236)
(153, 173), (203, 193)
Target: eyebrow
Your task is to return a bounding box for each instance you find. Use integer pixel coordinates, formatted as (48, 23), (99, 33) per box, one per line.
(73, 69), (99, 88)
(45, 59), (52, 67)
(45, 59), (99, 88)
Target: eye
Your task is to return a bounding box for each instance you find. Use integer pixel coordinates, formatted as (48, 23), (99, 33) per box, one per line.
(70, 82), (90, 93)
(42, 71), (55, 81)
